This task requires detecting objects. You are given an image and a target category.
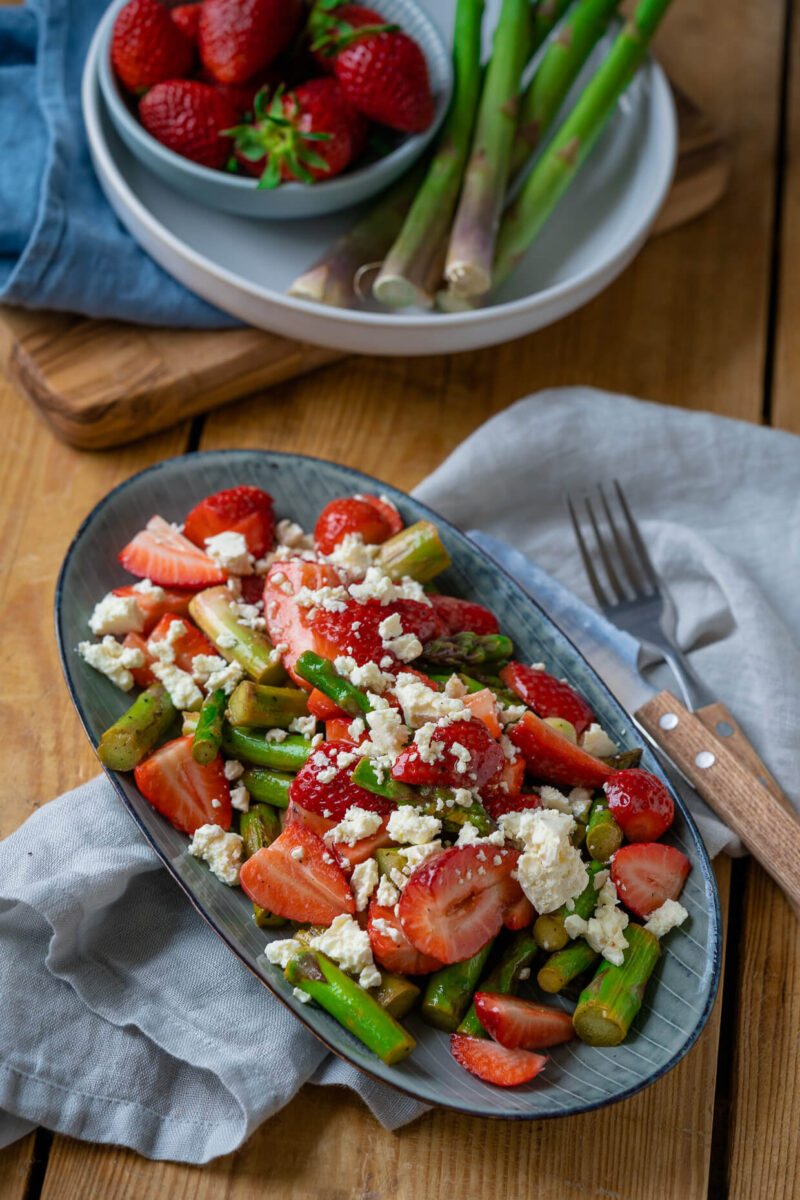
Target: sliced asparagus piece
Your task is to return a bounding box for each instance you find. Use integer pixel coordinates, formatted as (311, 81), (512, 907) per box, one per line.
(375, 520), (451, 583)
(585, 797), (623, 863)
(192, 688), (227, 765)
(294, 651), (371, 716)
(537, 939), (600, 993)
(227, 681), (309, 728)
(189, 587), (285, 684)
(97, 683), (177, 771)
(533, 860), (606, 951)
(457, 929), (538, 1036)
(285, 951), (416, 1065)
(373, 972), (421, 1019)
(241, 766), (293, 808)
(422, 631), (513, 666)
(421, 940), (494, 1031)
(240, 804), (282, 859)
(221, 725), (312, 771)
(573, 924), (660, 1045)
(254, 906), (288, 929)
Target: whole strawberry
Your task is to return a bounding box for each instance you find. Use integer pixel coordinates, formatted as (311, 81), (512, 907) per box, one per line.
(111, 0), (194, 94)
(171, 3), (201, 43)
(308, 2), (392, 74)
(139, 80), (240, 169)
(198, 0), (303, 84)
(334, 30), (434, 132)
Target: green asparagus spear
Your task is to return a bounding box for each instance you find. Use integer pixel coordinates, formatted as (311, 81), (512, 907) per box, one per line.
(221, 725), (312, 771)
(422, 631), (513, 666)
(373, 972), (421, 1019)
(351, 757), (417, 803)
(226, 681), (310, 728)
(240, 803), (282, 858)
(457, 929), (538, 1036)
(375, 520), (451, 583)
(351, 758), (496, 836)
(97, 683), (177, 771)
(240, 766), (293, 808)
(533, 860), (606, 951)
(192, 688), (228, 764)
(585, 797), (623, 863)
(421, 670), (486, 694)
(189, 587), (285, 684)
(285, 951), (416, 1065)
(294, 651), (371, 716)
(572, 924), (660, 1045)
(529, 0), (575, 51)
(421, 941), (495, 1031)
(600, 747), (643, 770)
(537, 939), (600, 993)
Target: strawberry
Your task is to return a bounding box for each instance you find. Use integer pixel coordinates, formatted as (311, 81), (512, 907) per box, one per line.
(450, 1034), (547, 1087)
(500, 662), (594, 737)
(307, 687), (349, 720)
(198, 66), (282, 117)
(111, 0), (194, 93)
(398, 843), (523, 963)
(111, 583), (191, 633)
(429, 595), (499, 637)
(239, 573), (268, 606)
(239, 822), (355, 923)
(333, 820), (393, 871)
(314, 496), (394, 553)
(147, 614), (217, 672)
(309, 3), (391, 73)
(482, 791), (542, 822)
(359, 493), (403, 536)
(509, 711), (613, 789)
(312, 596), (438, 668)
(263, 560), (346, 680)
(603, 768), (674, 842)
(119, 516), (227, 588)
(391, 718), (504, 790)
(289, 740), (394, 822)
(473, 994), (574, 1050)
(198, 0), (303, 84)
(480, 756), (526, 817)
(123, 632), (157, 688)
(502, 892), (536, 931)
(367, 900), (444, 975)
(463, 688), (502, 738)
(284, 796), (336, 839)
(184, 486), (275, 557)
(134, 735), (231, 834)
(334, 30), (434, 133)
(139, 80), (240, 170)
(171, 3), (201, 42)
(325, 717), (357, 743)
(611, 843), (691, 918)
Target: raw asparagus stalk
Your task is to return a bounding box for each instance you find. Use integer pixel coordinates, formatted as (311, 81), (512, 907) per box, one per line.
(226, 681), (309, 728)
(533, 860), (606, 951)
(294, 651), (371, 716)
(572, 924), (660, 1045)
(510, 0), (622, 178)
(240, 766), (293, 808)
(192, 688), (227, 765)
(285, 951), (416, 1064)
(372, 0), (486, 307)
(421, 941), (494, 1031)
(376, 520), (451, 583)
(97, 683), (176, 771)
(492, 0), (675, 289)
(240, 803), (282, 858)
(444, 0), (531, 296)
(457, 929), (538, 1036)
(585, 797), (623, 863)
(537, 939), (600, 992)
(351, 758), (496, 836)
(422, 631), (513, 666)
(221, 725), (312, 770)
(189, 587), (285, 684)
(529, 0), (575, 51)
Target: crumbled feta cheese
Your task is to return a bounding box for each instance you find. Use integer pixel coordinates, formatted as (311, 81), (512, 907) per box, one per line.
(265, 728), (288, 742)
(152, 662), (204, 711)
(328, 806), (383, 846)
(387, 807), (441, 845)
(78, 637), (145, 691)
(644, 898), (689, 939)
(501, 809), (588, 914)
(372, 916), (402, 943)
(452, 787), (475, 807)
(568, 787), (594, 822)
(323, 533), (379, 581)
(292, 986), (312, 1004)
(290, 846), (304, 862)
(315, 766), (338, 784)
(204, 660), (244, 695)
(443, 674), (469, 699)
(289, 714), (318, 739)
(393, 672), (470, 729)
(412, 722), (444, 764)
(350, 857), (379, 911)
(190, 653), (228, 685)
(348, 566), (430, 607)
(188, 823), (243, 885)
(216, 631), (239, 650)
(276, 519), (314, 550)
(265, 937), (302, 968)
(402, 841), (443, 872)
(530, 662), (546, 672)
(455, 822), (505, 848)
(375, 875), (400, 907)
(565, 877), (630, 965)
(377, 612), (422, 663)
(365, 699), (408, 759)
(223, 759), (244, 781)
(310, 914), (378, 981)
(230, 784), (249, 813)
(582, 723), (619, 757)
(449, 741), (472, 775)
(539, 785), (573, 814)
(333, 656), (395, 695)
(204, 530), (254, 575)
(359, 964), (382, 989)
(295, 584), (349, 612)
(89, 592), (145, 637)
(348, 717), (366, 741)
(498, 702), (527, 726)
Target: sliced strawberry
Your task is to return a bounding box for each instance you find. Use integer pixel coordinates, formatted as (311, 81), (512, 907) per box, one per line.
(611, 842), (691, 918)
(474, 994), (575, 1050)
(450, 1034), (547, 1087)
(500, 662), (594, 737)
(263, 560), (343, 677)
(325, 717), (357, 743)
(239, 573), (267, 606)
(134, 735), (231, 834)
(312, 597), (438, 669)
(391, 719), (504, 790)
(503, 892), (536, 931)
(480, 755), (526, 813)
(360, 493), (403, 536)
(147, 614), (217, 673)
(464, 688), (502, 738)
(284, 797), (336, 839)
(314, 496), (394, 554)
(285, 798), (391, 873)
(483, 791), (542, 821)
(123, 631), (157, 688)
(333, 820), (393, 871)
(111, 583), (191, 633)
(183, 485), (275, 558)
(604, 768), (674, 842)
(289, 740), (394, 822)
(240, 823), (355, 924)
(307, 687), (349, 721)
(510, 710), (612, 789)
(119, 516), (226, 588)
(367, 900), (444, 975)
(398, 844), (522, 963)
(429, 594), (499, 637)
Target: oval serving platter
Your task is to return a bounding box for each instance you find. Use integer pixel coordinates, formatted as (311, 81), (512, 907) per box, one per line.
(55, 450), (721, 1120)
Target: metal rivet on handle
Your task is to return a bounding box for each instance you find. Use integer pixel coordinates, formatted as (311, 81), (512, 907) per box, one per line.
(696, 750), (716, 769)
(715, 721), (735, 737)
(659, 713), (679, 731)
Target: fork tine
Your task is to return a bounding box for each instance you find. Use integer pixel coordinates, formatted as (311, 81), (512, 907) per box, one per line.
(613, 480), (660, 592)
(566, 496), (610, 607)
(598, 485), (647, 596)
(583, 495), (628, 603)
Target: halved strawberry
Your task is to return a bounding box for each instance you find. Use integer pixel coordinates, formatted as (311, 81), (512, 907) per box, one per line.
(604, 768), (674, 842)
(367, 900), (444, 975)
(325, 717), (358, 743)
(284, 797), (336, 839)
(500, 662), (595, 737)
(183, 485), (275, 558)
(307, 687), (349, 720)
(147, 614), (217, 673)
(429, 594), (499, 637)
(240, 822), (355, 924)
(119, 516), (226, 588)
(239, 573), (268, 606)
(611, 843), (691, 918)
(312, 597), (439, 668)
(123, 631), (157, 688)
(333, 820), (394, 872)
(285, 798), (391, 872)
(360, 493), (403, 536)
(474, 994), (575, 1050)
(398, 843), (522, 963)
(450, 1034), (547, 1087)
(502, 892), (536, 931)
(134, 735), (231, 834)
(509, 711), (612, 789)
(111, 583), (191, 633)
(464, 688), (502, 738)
(482, 791), (542, 821)
(391, 718), (504, 790)
(263, 560), (343, 679)
(480, 755), (526, 813)
(289, 740), (394, 822)
(314, 496), (394, 554)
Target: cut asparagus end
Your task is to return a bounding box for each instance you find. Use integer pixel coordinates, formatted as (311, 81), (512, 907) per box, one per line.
(533, 911), (569, 953)
(240, 804), (282, 859)
(221, 725), (312, 771)
(585, 797), (623, 863)
(422, 631), (513, 666)
(240, 766), (293, 808)
(295, 651), (371, 716)
(253, 905), (288, 929)
(189, 587), (285, 684)
(544, 717), (577, 743)
(421, 941), (494, 1031)
(537, 940), (600, 993)
(97, 682), (177, 771)
(444, 259), (492, 297)
(372, 273), (425, 308)
(374, 972), (421, 1019)
(376, 520), (451, 583)
(573, 924), (660, 1045)
(192, 688), (227, 765)
(227, 681), (310, 728)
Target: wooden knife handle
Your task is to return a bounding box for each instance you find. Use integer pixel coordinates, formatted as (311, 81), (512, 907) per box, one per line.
(694, 700), (789, 808)
(636, 690), (800, 919)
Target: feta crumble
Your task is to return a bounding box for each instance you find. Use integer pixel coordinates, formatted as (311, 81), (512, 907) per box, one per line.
(375, 875), (400, 907)
(188, 824), (243, 885)
(501, 808), (588, 915)
(293, 986), (312, 1004)
(152, 662), (204, 711)
(581, 723), (619, 758)
(310, 914), (380, 989)
(644, 898), (689, 939)
(78, 637), (145, 692)
(89, 592), (145, 637)
(328, 806), (383, 846)
(386, 807), (441, 845)
(350, 857), (379, 911)
(265, 937), (302, 968)
(564, 877), (630, 965)
(204, 531), (254, 575)
(230, 784), (249, 813)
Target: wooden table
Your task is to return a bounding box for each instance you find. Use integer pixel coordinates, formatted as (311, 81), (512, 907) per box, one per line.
(1, 0), (799, 1195)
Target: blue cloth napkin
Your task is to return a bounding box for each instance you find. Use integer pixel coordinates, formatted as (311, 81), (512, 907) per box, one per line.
(0, 0), (234, 326)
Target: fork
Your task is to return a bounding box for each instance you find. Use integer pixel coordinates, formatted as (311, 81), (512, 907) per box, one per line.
(568, 482), (800, 918)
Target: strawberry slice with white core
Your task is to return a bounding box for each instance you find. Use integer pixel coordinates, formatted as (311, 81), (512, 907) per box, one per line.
(450, 1034), (547, 1087)
(239, 822), (355, 924)
(367, 900), (444, 975)
(119, 516), (226, 588)
(262, 560), (343, 678)
(134, 735), (231, 834)
(474, 994), (575, 1050)
(611, 842), (691, 918)
(398, 843), (523, 963)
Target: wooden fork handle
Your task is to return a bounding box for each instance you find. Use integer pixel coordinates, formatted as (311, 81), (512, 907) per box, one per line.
(635, 691), (800, 919)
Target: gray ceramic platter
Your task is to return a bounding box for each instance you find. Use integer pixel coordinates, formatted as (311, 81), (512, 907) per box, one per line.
(55, 450), (722, 1119)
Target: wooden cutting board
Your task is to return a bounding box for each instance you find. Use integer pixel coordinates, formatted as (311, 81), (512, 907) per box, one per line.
(0, 86), (729, 452)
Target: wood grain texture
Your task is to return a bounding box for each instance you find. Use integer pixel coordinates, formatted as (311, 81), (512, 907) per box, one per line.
(772, 0), (800, 433)
(695, 700), (787, 805)
(0, 1133), (38, 1200)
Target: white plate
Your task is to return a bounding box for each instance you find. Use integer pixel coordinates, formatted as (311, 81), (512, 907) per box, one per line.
(82, 3), (677, 356)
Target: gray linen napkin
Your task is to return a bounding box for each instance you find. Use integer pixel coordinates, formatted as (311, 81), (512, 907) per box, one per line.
(1, 387), (797, 1161)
